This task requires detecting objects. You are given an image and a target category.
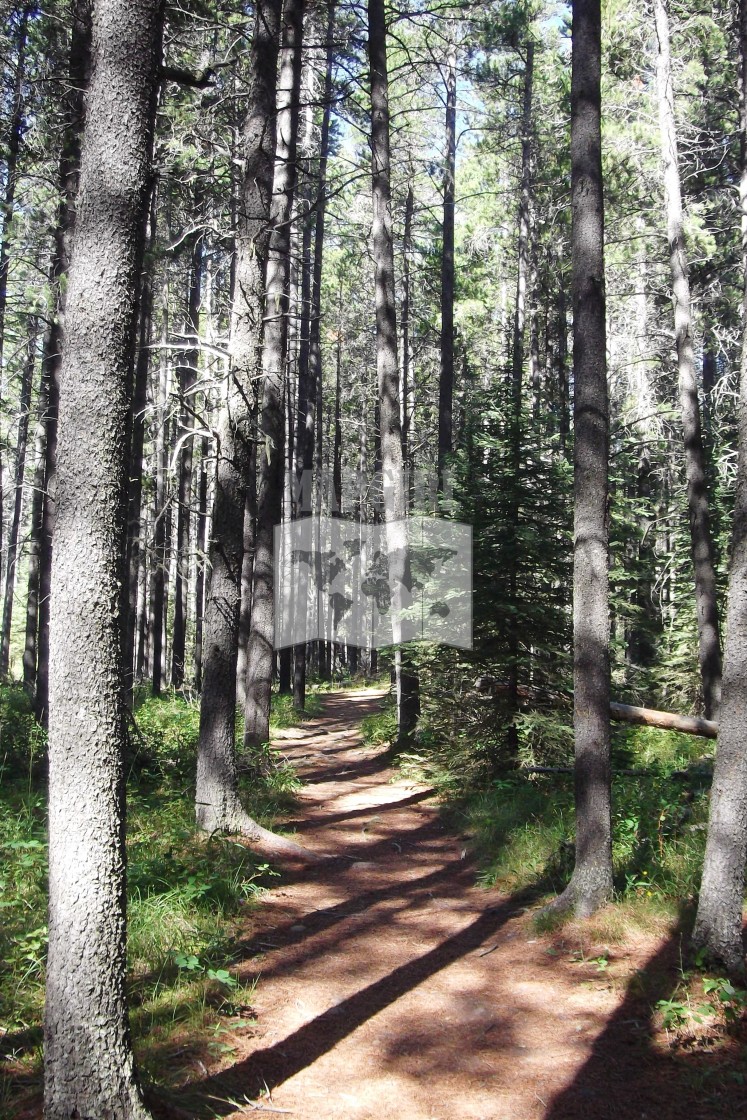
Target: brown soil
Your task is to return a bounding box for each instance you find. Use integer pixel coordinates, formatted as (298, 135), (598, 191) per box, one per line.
(172, 688), (747, 1120)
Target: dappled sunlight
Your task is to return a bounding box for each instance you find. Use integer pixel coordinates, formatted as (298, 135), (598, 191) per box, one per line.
(161, 689), (744, 1120)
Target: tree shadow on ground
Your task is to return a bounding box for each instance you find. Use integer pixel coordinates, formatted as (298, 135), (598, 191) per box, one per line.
(169, 893), (525, 1117)
(544, 908), (747, 1120)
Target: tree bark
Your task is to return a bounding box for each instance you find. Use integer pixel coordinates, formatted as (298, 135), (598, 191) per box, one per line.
(196, 0), (315, 860)
(0, 4), (29, 374)
(244, 0), (305, 749)
(0, 317), (36, 677)
(438, 43), (456, 489)
(44, 0), (161, 1115)
(171, 226), (203, 687)
(654, 0), (722, 720)
(691, 0), (747, 974)
(292, 0), (336, 710)
(367, 0), (418, 746)
(150, 282), (171, 697)
(196, 0), (282, 826)
(401, 180), (413, 494)
(35, 0), (93, 725)
(193, 434), (209, 691)
(506, 39), (534, 751)
(548, 0), (612, 918)
(236, 483), (255, 708)
(23, 356), (49, 693)
(124, 196), (156, 696)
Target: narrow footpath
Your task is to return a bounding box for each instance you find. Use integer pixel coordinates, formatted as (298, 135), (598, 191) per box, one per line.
(178, 688), (746, 1120)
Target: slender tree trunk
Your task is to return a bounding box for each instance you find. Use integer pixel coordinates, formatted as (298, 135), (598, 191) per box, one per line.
(244, 0), (305, 749)
(124, 198), (156, 696)
(654, 0), (722, 720)
(691, 0), (747, 974)
(150, 284), (170, 697)
(193, 435), (209, 690)
(0, 5), (29, 374)
(401, 181), (413, 488)
(236, 482), (255, 707)
(135, 501), (149, 681)
(367, 0), (418, 746)
(292, 0), (335, 710)
(23, 361), (49, 693)
(556, 270), (569, 456)
(548, 0), (612, 918)
(0, 317), (36, 676)
(196, 0), (313, 860)
(438, 43), (456, 489)
(44, 1), (161, 1115)
(506, 39), (534, 752)
(0, 6), (28, 587)
(35, 0), (92, 725)
(172, 228), (203, 687)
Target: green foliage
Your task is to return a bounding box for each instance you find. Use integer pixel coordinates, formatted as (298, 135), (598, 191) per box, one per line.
(360, 696), (397, 746)
(0, 685), (46, 773)
(132, 688), (317, 791)
(428, 722), (714, 914)
(0, 684), (307, 1091)
(656, 974), (747, 1033)
(132, 692), (202, 784)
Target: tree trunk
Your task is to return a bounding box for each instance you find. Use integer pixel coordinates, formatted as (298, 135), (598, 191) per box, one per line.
(196, 0), (315, 859)
(691, 0), (747, 974)
(244, 0), (304, 749)
(196, 0), (282, 818)
(172, 227), (203, 688)
(401, 181), (413, 492)
(35, 0), (92, 725)
(506, 39), (534, 751)
(367, 0), (418, 746)
(193, 435), (209, 691)
(0, 5), (29, 584)
(0, 317), (36, 677)
(23, 358), (49, 693)
(124, 197), (156, 696)
(549, 0), (612, 918)
(236, 483), (255, 708)
(438, 43), (456, 489)
(654, 0), (722, 720)
(0, 4), (29, 372)
(150, 283), (171, 697)
(292, 0), (336, 710)
(44, 0), (161, 1115)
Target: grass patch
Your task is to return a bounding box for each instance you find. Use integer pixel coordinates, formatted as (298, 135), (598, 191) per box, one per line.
(360, 693), (396, 746)
(400, 705), (719, 939)
(0, 683), (309, 1109)
(443, 769), (711, 915)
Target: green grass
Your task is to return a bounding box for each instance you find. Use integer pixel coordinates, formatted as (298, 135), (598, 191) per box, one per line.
(360, 697), (397, 746)
(0, 683), (310, 1108)
(395, 712), (719, 934)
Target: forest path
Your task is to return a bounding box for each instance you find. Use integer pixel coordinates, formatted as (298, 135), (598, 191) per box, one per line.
(180, 688), (738, 1120)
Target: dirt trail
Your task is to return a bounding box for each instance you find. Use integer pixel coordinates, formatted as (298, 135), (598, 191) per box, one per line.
(181, 689), (746, 1120)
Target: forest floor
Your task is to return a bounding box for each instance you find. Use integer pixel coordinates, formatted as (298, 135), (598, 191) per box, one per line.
(160, 687), (747, 1120)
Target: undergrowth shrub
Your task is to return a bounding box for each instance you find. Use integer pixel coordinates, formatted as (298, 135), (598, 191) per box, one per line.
(0, 685), (46, 773)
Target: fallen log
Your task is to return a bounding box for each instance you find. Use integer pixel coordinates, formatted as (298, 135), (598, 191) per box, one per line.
(609, 701), (717, 740)
(474, 677), (718, 739)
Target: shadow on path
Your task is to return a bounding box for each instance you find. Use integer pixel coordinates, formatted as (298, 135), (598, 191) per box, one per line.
(182, 897), (522, 1115)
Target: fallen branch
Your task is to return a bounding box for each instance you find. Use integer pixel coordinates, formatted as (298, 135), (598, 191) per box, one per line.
(475, 677), (719, 740)
(609, 701), (717, 739)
